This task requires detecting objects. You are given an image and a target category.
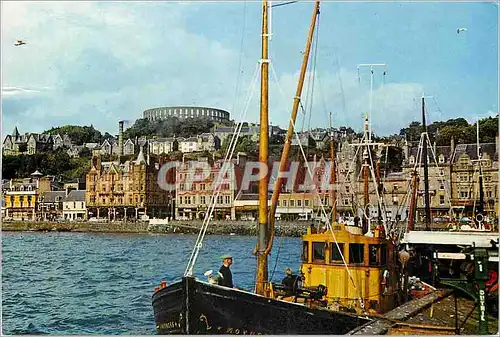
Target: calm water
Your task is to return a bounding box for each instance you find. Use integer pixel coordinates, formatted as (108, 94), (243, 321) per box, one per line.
(2, 232), (301, 335)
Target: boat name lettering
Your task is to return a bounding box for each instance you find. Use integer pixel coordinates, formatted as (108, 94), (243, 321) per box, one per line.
(216, 326), (262, 335)
(157, 319), (181, 330)
(479, 289), (486, 321)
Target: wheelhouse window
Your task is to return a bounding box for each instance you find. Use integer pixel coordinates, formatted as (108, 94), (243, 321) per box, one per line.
(369, 244), (379, 265)
(349, 244), (364, 264)
(368, 244), (388, 266)
(302, 241), (309, 262)
(312, 242), (325, 263)
(330, 243), (345, 264)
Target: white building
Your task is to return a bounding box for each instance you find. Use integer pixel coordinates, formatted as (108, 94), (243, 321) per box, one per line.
(63, 190), (87, 221)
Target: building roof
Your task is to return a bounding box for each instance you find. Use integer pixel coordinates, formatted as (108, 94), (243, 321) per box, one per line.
(451, 142), (497, 163)
(408, 144), (453, 164)
(40, 191), (66, 203)
(64, 190), (86, 202)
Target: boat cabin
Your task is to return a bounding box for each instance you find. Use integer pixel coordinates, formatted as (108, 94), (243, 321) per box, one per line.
(299, 222), (397, 314)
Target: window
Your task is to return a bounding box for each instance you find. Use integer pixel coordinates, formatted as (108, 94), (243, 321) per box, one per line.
(289, 200), (295, 207)
(217, 196), (223, 204)
(369, 245), (379, 266)
(282, 200), (287, 207)
(330, 243), (344, 263)
(304, 200), (310, 207)
(200, 196), (206, 204)
(349, 244), (364, 264)
(225, 195), (231, 204)
(302, 242), (309, 262)
(312, 242), (325, 262)
(344, 199), (349, 206)
(297, 200), (302, 207)
(439, 195), (445, 205)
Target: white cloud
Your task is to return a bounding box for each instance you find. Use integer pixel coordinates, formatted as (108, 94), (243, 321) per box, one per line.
(1, 1), (427, 137)
(2, 1), (248, 135)
(264, 67), (423, 135)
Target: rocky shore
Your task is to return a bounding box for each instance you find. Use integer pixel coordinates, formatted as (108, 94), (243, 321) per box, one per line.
(2, 220), (309, 237)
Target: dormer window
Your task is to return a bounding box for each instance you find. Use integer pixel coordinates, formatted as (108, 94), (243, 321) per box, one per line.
(438, 155), (445, 164)
(409, 156), (415, 164)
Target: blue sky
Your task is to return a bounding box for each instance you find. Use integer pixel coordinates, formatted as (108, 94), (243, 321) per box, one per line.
(2, 1), (498, 138)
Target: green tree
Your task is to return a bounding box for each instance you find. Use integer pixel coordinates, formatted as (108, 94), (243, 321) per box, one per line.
(399, 121), (422, 141)
(44, 125), (103, 145)
(220, 135), (257, 158)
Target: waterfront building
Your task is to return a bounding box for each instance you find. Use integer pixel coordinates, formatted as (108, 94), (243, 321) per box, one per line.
(62, 190), (87, 221)
(175, 157), (240, 220)
(2, 170), (51, 220)
(85, 146), (174, 221)
(449, 142), (498, 220)
(403, 139), (498, 221)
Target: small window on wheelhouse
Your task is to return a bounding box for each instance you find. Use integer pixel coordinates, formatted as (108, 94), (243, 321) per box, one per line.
(369, 244), (379, 266)
(302, 241), (309, 262)
(312, 242), (325, 263)
(349, 244), (364, 264)
(330, 243), (345, 263)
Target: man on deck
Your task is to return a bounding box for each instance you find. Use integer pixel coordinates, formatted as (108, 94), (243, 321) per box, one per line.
(217, 254), (234, 288)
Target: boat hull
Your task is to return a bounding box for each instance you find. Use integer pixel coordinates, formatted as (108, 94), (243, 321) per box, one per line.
(152, 276), (371, 334)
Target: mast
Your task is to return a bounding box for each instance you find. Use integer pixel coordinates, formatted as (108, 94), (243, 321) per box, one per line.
(408, 171), (419, 231)
(421, 96), (431, 230)
(255, 0), (270, 296)
(329, 112), (337, 224)
(363, 116), (370, 225)
(265, 1), (320, 256)
(376, 159), (382, 225)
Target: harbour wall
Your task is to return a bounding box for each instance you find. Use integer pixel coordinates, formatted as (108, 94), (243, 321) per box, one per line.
(1, 220), (309, 237)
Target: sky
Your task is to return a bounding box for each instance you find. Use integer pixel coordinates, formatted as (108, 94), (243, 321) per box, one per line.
(2, 1), (499, 138)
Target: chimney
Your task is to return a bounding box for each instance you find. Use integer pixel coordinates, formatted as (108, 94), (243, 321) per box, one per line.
(450, 136), (455, 157)
(118, 120), (124, 156)
(237, 152), (247, 167)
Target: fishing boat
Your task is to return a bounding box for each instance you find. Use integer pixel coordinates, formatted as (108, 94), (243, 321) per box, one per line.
(152, 1), (377, 334)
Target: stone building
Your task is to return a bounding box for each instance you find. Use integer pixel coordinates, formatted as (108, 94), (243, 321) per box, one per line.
(449, 142), (498, 220)
(85, 147), (174, 221)
(175, 158), (240, 220)
(2, 127), (73, 156)
(403, 142), (454, 222)
(143, 106), (230, 123)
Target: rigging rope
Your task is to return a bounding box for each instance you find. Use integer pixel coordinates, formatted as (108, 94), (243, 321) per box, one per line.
(231, 1), (248, 116)
(184, 63), (260, 276)
(270, 62), (367, 313)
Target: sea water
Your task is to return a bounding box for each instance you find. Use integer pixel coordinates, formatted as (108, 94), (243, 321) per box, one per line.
(2, 232), (301, 335)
